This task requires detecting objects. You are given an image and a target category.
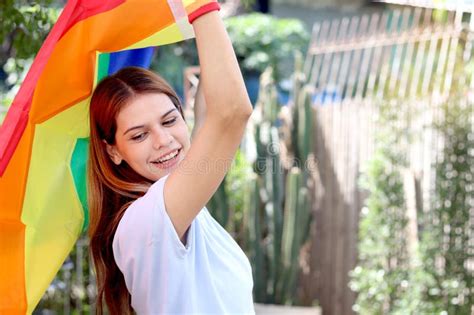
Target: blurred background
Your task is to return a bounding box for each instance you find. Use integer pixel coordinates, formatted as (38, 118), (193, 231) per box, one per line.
(1, 0), (473, 314)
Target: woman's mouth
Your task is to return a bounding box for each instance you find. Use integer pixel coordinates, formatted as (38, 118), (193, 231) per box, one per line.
(151, 149), (181, 169)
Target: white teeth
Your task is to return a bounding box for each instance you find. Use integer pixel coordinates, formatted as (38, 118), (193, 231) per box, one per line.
(157, 150), (179, 163)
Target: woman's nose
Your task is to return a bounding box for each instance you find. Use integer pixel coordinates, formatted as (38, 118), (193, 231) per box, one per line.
(152, 128), (172, 149)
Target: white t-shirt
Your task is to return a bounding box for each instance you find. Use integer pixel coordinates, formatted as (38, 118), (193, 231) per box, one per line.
(112, 175), (255, 315)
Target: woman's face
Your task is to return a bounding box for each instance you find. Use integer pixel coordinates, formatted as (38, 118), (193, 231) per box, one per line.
(106, 93), (190, 181)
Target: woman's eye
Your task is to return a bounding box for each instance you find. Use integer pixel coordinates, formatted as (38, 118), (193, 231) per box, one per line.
(131, 133), (147, 141)
(163, 118), (177, 126)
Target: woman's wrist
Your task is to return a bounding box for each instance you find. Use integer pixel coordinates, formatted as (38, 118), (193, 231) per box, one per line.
(186, 0), (221, 24)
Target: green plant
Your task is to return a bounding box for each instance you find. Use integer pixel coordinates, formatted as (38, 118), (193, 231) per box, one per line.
(0, 96), (12, 123)
(416, 98), (474, 314)
(207, 62), (316, 305)
(1, 1), (60, 122)
(225, 13), (309, 80)
(151, 40), (198, 97)
(241, 57), (315, 305)
(239, 0), (256, 10)
(350, 86), (473, 314)
(0, 1), (58, 59)
(150, 14), (309, 99)
(0, 1), (60, 85)
(349, 101), (417, 314)
(207, 149), (252, 240)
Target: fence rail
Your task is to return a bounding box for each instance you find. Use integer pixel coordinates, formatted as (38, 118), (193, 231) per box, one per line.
(303, 8), (469, 103)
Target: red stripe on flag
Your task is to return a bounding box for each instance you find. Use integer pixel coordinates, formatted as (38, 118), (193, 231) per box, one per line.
(62, 0), (125, 37)
(0, 0), (125, 176)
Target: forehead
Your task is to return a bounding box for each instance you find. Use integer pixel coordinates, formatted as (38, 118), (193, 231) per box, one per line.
(116, 93), (176, 129)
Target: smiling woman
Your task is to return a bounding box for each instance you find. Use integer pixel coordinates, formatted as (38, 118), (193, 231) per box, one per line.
(87, 2), (254, 315)
(104, 89), (190, 182)
(88, 67), (186, 191)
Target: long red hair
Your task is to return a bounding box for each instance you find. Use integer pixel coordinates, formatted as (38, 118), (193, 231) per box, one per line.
(88, 67), (184, 314)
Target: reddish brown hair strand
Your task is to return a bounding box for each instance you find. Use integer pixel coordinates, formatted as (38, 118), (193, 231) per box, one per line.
(88, 67), (184, 314)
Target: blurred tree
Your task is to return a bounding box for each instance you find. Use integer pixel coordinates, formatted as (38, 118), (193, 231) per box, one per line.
(417, 97), (474, 315)
(0, 0), (61, 89)
(349, 101), (415, 314)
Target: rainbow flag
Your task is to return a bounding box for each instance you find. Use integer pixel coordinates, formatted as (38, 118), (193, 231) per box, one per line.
(0, 0), (194, 313)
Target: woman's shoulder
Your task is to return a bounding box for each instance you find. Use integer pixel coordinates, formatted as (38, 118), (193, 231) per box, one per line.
(124, 175), (168, 216)
(114, 176), (168, 239)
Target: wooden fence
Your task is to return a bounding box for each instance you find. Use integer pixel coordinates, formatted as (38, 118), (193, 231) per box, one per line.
(299, 6), (473, 315)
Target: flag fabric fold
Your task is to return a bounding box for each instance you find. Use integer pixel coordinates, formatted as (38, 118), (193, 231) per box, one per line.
(0, 1), (194, 313)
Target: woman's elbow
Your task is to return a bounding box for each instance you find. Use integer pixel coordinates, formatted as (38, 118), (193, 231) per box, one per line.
(208, 100), (252, 126)
(232, 88), (253, 117)
(238, 99), (253, 119)
(215, 90), (253, 114)
(231, 98), (253, 124)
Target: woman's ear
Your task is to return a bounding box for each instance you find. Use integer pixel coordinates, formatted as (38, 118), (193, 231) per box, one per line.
(103, 140), (123, 165)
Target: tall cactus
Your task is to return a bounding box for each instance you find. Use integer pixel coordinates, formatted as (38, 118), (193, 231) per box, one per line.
(242, 55), (315, 304)
(265, 126), (284, 302)
(291, 51), (314, 166)
(278, 167), (302, 301)
(258, 67), (280, 123)
(251, 67), (285, 302)
(280, 168), (311, 302)
(209, 50), (313, 304)
(297, 86), (314, 165)
(243, 173), (265, 301)
(207, 52), (315, 305)
(207, 177), (229, 228)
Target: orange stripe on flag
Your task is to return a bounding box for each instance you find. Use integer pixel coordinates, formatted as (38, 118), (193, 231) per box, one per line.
(0, 221), (26, 314)
(0, 0), (176, 312)
(0, 123), (33, 313)
(30, 0), (175, 124)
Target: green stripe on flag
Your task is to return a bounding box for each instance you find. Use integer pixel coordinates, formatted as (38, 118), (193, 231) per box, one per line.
(97, 53), (110, 82)
(71, 138), (90, 233)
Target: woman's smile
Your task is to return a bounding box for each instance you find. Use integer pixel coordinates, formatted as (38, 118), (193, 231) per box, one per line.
(150, 148), (183, 169)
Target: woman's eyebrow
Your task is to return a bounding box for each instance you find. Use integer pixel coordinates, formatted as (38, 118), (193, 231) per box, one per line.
(123, 108), (177, 135)
(162, 108), (177, 119)
(123, 125), (145, 136)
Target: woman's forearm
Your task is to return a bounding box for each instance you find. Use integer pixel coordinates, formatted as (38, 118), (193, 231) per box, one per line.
(191, 12), (252, 120)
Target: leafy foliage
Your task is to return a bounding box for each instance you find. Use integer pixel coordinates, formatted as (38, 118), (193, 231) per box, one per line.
(225, 13), (309, 79)
(349, 101), (415, 314)
(151, 13), (309, 95)
(417, 99), (474, 314)
(350, 92), (473, 314)
(0, 0), (60, 119)
(151, 40), (198, 98)
(207, 149), (252, 242)
(0, 1), (59, 61)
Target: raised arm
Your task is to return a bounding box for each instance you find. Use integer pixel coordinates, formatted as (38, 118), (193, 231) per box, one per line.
(164, 10), (252, 241)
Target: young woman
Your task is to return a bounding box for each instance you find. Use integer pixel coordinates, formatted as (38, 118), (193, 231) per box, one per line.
(87, 3), (254, 314)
